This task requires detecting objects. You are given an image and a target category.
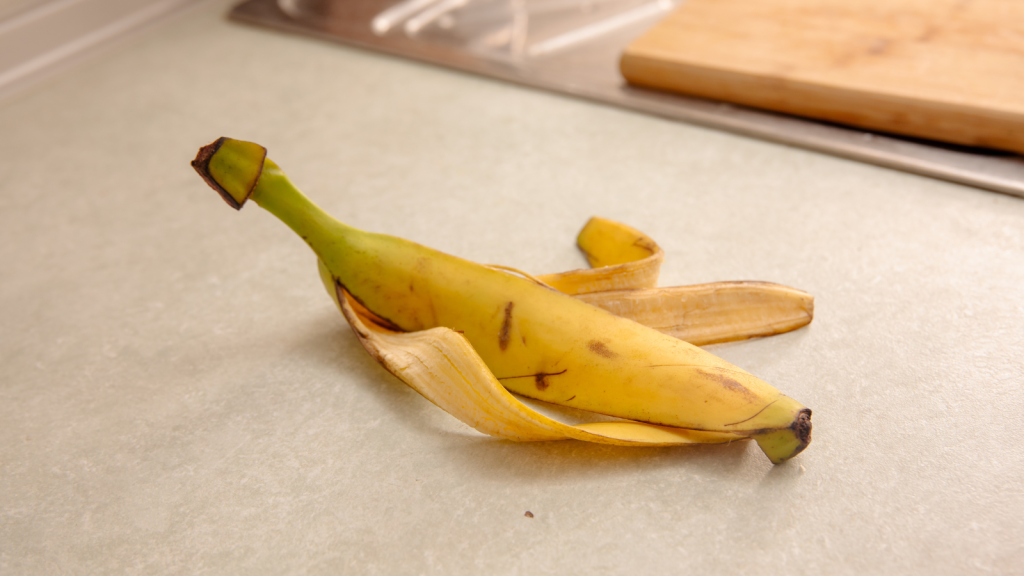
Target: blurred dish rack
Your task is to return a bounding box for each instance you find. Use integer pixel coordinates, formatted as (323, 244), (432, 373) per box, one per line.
(230, 0), (1024, 199)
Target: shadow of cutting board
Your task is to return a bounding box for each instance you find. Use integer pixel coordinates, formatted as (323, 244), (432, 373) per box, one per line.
(621, 0), (1024, 154)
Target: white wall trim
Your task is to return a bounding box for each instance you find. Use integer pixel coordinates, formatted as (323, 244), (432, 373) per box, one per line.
(0, 0), (207, 100)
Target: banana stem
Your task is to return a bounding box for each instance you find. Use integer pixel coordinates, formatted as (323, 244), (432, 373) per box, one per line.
(249, 160), (357, 263)
(192, 137), (357, 264)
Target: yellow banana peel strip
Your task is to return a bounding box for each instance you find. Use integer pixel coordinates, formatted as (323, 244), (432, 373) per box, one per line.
(538, 217), (664, 295)
(536, 217), (813, 344)
(577, 282), (814, 346)
(339, 289), (743, 447)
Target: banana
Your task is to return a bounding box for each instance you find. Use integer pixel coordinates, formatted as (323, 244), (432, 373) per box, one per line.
(191, 137), (812, 464)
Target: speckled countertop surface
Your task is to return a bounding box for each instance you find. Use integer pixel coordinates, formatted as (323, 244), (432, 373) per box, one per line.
(1, 1), (1023, 573)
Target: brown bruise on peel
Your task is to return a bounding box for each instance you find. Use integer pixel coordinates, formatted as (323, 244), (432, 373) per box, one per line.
(497, 369), (568, 392)
(647, 364), (765, 403)
(631, 236), (657, 254)
(587, 340), (617, 358)
(499, 302), (514, 351)
(694, 368), (758, 402)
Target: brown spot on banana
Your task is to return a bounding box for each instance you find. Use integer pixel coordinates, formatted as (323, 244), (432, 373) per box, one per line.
(587, 340), (617, 358)
(499, 302), (514, 351)
(496, 369), (568, 392)
(631, 237), (656, 254)
(694, 368), (758, 402)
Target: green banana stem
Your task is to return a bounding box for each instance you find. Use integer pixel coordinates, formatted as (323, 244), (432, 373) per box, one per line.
(191, 137), (357, 267)
(251, 160), (359, 264)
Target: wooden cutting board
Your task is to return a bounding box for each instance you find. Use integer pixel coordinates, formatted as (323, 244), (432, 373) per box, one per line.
(620, 0), (1024, 154)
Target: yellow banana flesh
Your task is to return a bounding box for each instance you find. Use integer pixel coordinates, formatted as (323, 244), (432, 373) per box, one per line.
(191, 137), (813, 464)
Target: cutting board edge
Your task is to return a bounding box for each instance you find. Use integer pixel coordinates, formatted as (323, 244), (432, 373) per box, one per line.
(620, 50), (1024, 155)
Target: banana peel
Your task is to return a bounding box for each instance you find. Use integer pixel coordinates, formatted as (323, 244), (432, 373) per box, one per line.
(191, 137), (814, 464)
(537, 217), (664, 295)
(335, 284), (745, 446)
(541, 217), (814, 346)
(327, 223), (808, 451)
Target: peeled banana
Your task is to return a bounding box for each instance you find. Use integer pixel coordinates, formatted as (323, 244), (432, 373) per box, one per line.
(191, 137), (813, 464)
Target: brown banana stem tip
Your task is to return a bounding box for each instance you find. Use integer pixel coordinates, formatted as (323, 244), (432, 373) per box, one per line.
(793, 408), (813, 456)
(191, 138), (235, 208)
(190, 137), (266, 210)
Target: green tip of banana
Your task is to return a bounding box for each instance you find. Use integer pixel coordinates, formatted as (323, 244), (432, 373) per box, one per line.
(755, 408), (812, 464)
(191, 137), (267, 210)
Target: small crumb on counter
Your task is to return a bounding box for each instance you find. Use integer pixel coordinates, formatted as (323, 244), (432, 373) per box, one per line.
(524, 511), (534, 518)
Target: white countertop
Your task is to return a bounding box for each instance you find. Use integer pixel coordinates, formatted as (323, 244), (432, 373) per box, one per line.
(2, 1), (1023, 573)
